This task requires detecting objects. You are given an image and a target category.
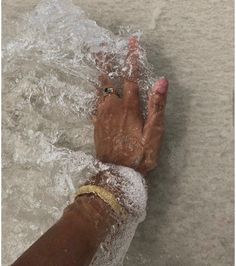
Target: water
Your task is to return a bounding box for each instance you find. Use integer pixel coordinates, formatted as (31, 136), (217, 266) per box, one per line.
(2, 0), (155, 265)
(89, 165), (148, 266)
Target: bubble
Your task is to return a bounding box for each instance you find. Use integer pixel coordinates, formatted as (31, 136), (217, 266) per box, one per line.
(3, 0), (154, 264)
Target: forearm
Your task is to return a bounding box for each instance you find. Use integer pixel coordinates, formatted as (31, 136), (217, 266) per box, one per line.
(12, 194), (115, 266)
(12, 166), (147, 266)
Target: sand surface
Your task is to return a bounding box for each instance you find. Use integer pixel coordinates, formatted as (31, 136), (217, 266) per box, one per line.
(2, 0), (234, 265)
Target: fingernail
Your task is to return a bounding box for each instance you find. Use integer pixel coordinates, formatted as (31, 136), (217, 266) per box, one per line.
(153, 78), (168, 94)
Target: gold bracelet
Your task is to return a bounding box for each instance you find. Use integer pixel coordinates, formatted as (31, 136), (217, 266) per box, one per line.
(75, 185), (128, 219)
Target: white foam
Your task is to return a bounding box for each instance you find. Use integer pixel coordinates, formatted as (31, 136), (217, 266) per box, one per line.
(90, 165), (147, 266)
(2, 0), (154, 264)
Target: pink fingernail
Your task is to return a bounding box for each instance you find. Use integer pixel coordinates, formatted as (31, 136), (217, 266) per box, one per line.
(153, 78), (168, 94)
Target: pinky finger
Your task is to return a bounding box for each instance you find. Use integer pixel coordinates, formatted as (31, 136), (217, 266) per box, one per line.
(141, 78), (169, 172)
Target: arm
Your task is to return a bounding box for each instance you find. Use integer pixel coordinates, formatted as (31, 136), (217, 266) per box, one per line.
(12, 36), (168, 266)
(12, 193), (115, 266)
(12, 167), (147, 266)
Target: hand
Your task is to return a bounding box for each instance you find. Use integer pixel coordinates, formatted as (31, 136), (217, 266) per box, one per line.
(93, 37), (168, 176)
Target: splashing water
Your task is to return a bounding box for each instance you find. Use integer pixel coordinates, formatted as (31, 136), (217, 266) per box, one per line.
(2, 0), (155, 264)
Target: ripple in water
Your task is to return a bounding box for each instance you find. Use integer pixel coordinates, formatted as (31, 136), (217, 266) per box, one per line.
(2, 0), (156, 264)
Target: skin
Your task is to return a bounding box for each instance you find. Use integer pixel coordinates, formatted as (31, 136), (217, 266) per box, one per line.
(12, 36), (168, 266)
(12, 195), (116, 266)
(94, 36), (168, 175)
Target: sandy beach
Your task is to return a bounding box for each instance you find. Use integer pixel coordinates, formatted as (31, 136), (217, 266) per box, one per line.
(2, 0), (234, 265)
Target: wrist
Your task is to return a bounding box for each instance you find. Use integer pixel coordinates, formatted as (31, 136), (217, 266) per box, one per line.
(76, 164), (147, 223)
(72, 163), (148, 266)
(64, 193), (115, 248)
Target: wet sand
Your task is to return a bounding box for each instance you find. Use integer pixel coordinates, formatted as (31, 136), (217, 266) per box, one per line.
(2, 0), (234, 265)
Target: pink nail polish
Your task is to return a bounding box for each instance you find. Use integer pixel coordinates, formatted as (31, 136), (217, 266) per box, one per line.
(153, 78), (168, 94)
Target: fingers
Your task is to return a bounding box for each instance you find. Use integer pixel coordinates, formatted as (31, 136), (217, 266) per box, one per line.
(93, 74), (121, 122)
(123, 80), (140, 111)
(98, 74), (114, 91)
(141, 78), (169, 171)
(94, 37), (142, 124)
(123, 36), (141, 109)
(146, 78), (168, 122)
(126, 36), (140, 81)
(95, 74), (113, 103)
